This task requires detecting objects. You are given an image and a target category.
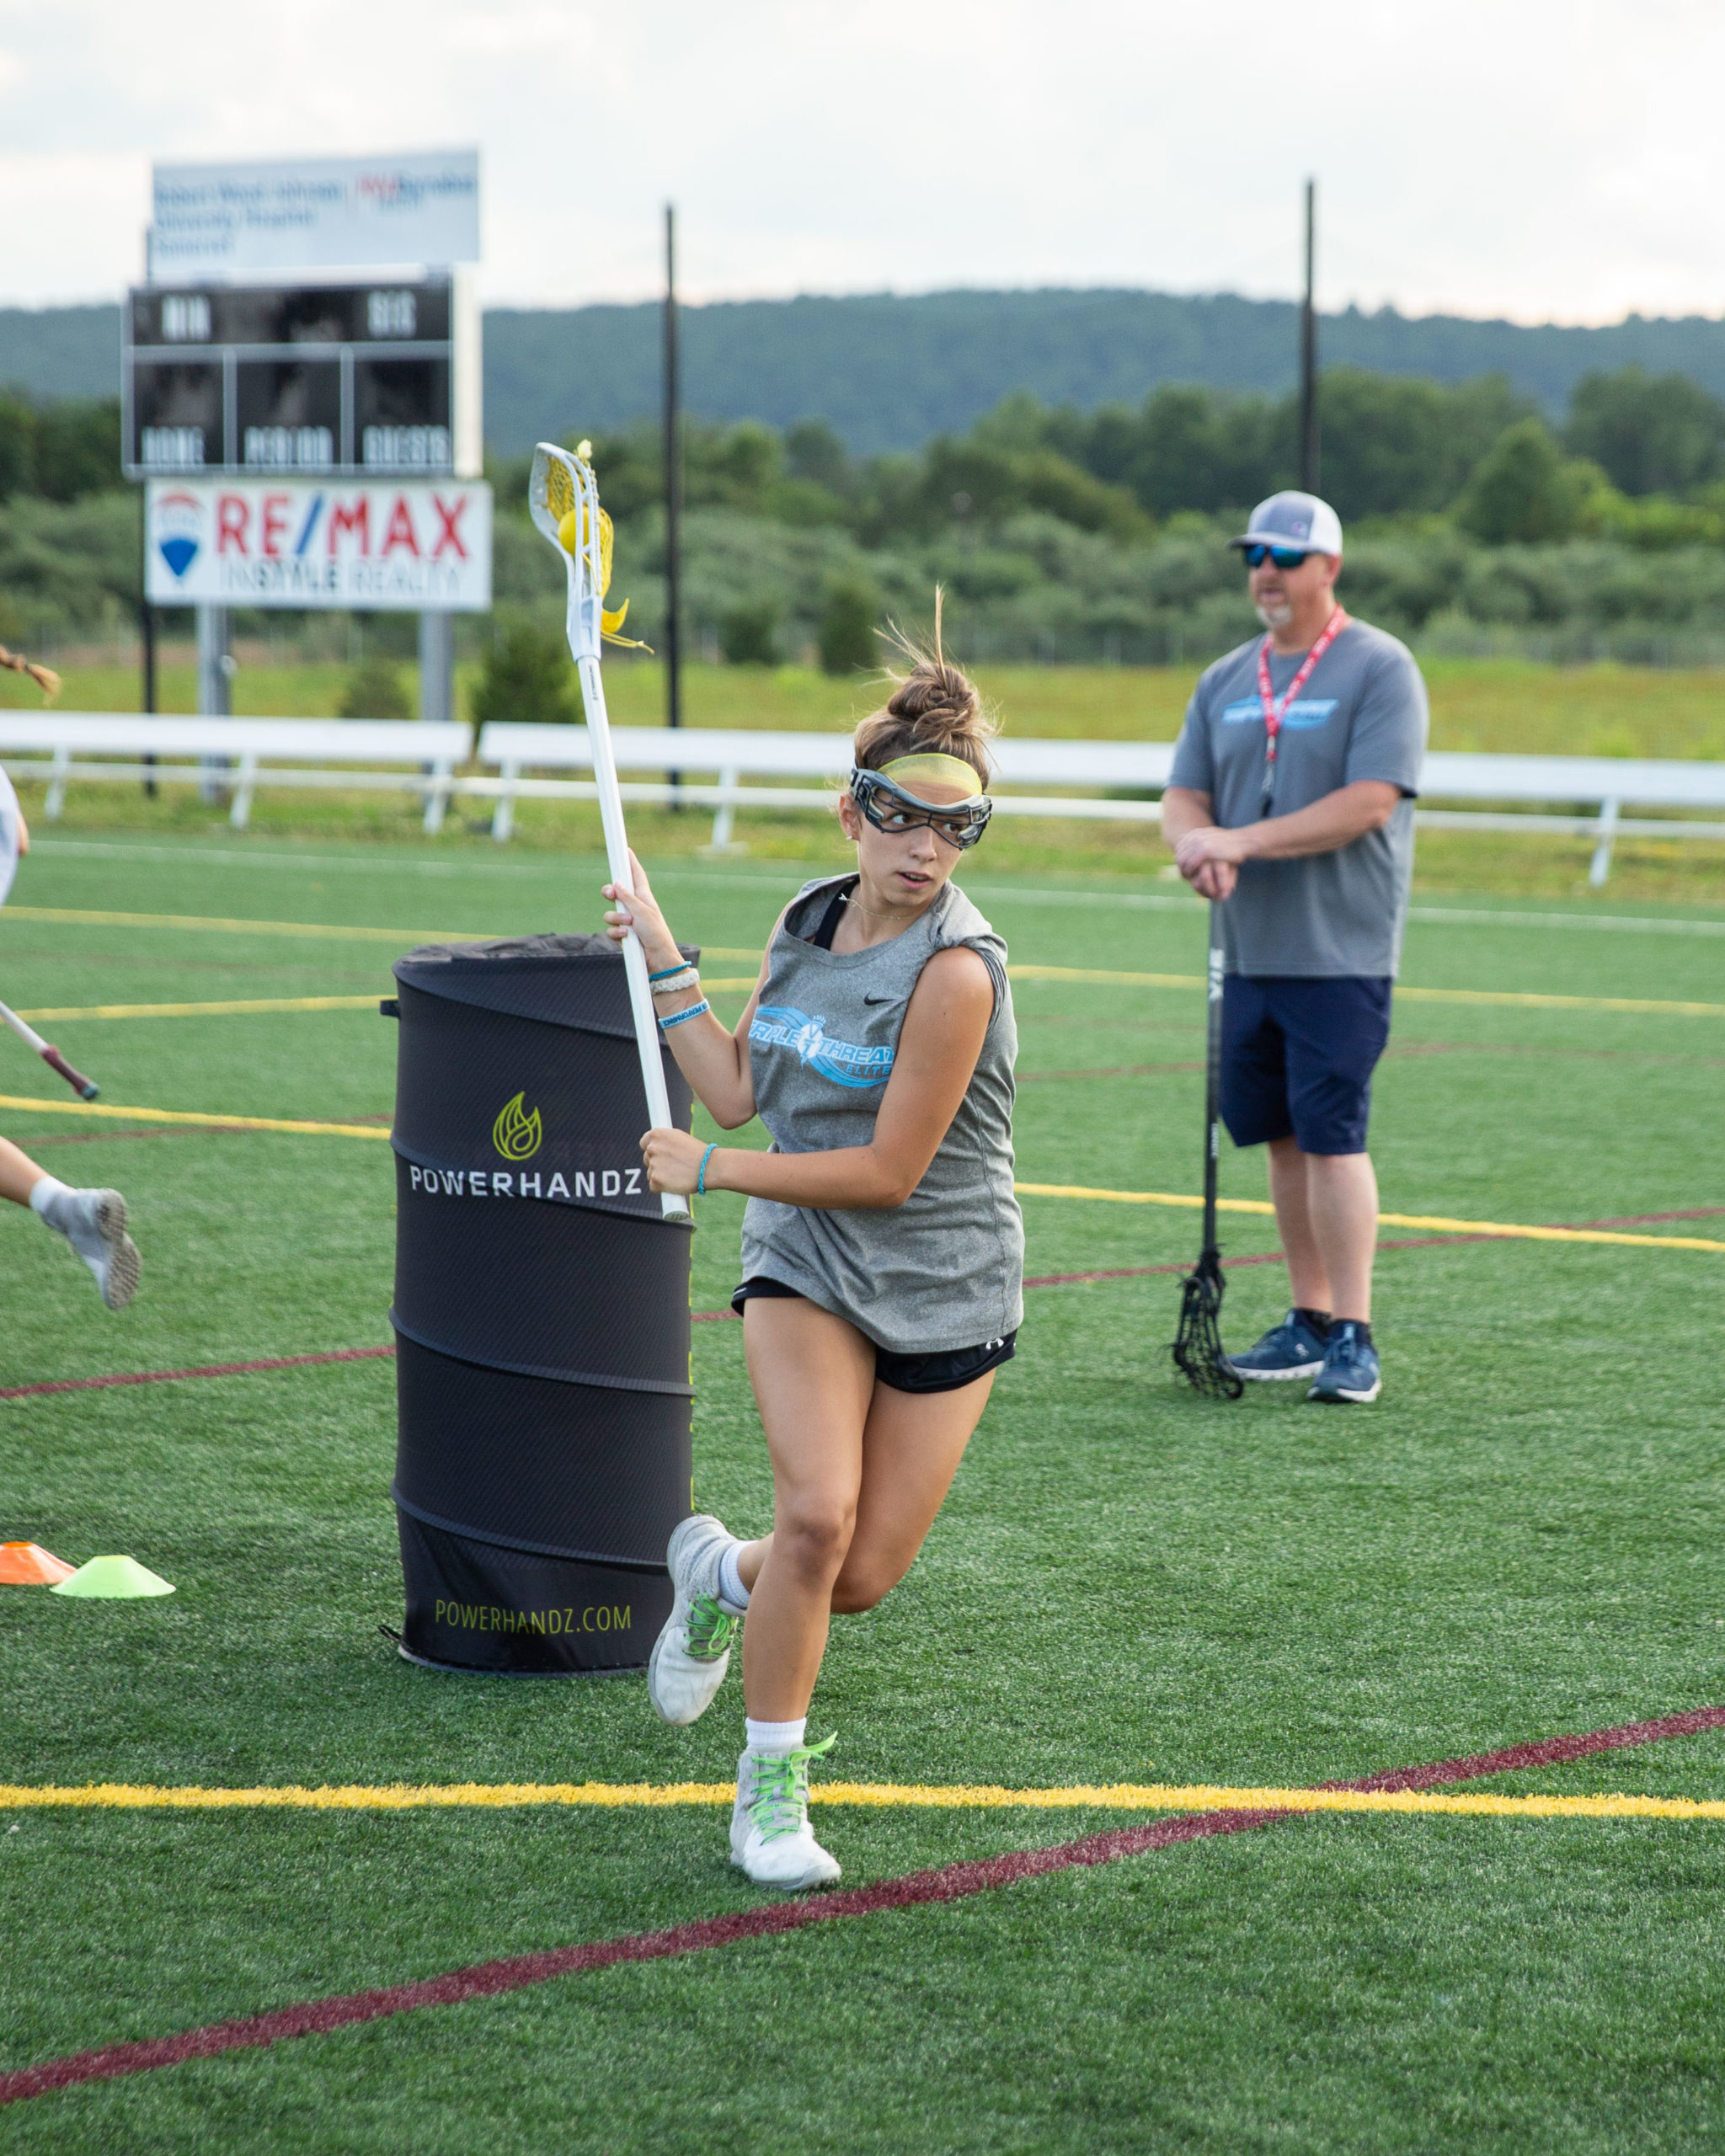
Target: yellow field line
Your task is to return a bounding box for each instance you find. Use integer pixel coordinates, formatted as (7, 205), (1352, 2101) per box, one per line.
(16, 995), (382, 1022)
(1005, 962), (1725, 1017)
(1009, 964), (1203, 990)
(9, 910), (1714, 1015)
(17, 984), (761, 1023)
(1012, 1182), (1725, 1252)
(0, 1093), (390, 1139)
(1396, 984), (1725, 1017)
(2, 1780), (1721, 1821)
(2, 906), (760, 963)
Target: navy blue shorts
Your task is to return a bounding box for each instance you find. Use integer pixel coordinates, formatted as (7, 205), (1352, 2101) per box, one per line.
(1220, 975), (1392, 1155)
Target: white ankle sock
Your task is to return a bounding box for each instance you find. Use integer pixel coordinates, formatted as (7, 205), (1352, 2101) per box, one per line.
(745, 1716), (806, 1756)
(717, 1542), (750, 1615)
(28, 1177), (74, 1232)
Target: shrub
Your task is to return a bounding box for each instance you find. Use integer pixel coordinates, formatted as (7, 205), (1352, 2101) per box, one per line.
(720, 600), (781, 667)
(470, 610), (579, 728)
(817, 576), (880, 675)
(338, 654), (413, 721)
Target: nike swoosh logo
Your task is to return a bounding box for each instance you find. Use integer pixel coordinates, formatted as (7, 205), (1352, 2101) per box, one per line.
(863, 994), (895, 1006)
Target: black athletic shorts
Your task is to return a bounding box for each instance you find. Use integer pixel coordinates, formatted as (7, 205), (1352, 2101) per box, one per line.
(730, 1278), (1017, 1395)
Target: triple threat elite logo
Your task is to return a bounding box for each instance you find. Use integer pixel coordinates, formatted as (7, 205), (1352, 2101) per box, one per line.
(749, 1006), (895, 1090)
(405, 1091), (648, 1201)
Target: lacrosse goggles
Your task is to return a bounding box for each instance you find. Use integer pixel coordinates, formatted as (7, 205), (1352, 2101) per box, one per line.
(849, 753), (994, 850)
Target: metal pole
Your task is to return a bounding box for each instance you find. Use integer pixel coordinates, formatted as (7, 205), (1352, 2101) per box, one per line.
(664, 201), (683, 805)
(195, 603), (231, 802)
(1300, 179), (1320, 494)
(138, 493), (158, 797)
(419, 611), (454, 727)
(140, 600), (158, 798)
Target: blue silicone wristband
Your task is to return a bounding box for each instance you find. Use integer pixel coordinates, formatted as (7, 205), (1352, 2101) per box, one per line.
(658, 997), (710, 1031)
(697, 1142), (718, 1195)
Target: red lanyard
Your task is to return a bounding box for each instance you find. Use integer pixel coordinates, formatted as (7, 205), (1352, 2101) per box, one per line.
(1255, 607), (1348, 814)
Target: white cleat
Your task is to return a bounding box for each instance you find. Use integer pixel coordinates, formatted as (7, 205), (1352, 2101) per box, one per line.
(647, 1513), (741, 1726)
(48, 1187), (140, 1310)
(731, 1737), (841, 1892)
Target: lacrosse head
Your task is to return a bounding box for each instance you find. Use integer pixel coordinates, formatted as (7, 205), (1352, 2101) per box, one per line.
(529, 442), (646, 660)
(1172, 1251), (1243, 1400)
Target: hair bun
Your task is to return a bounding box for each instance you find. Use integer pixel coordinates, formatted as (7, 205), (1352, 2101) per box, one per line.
(852, 590), (997, 785)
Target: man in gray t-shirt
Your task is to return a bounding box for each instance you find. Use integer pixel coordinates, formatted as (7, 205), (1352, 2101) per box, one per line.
(1162, 490), (1429, 1406)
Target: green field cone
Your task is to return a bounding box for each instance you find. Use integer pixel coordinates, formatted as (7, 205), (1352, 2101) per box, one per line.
(51, 1554), (175, 1599)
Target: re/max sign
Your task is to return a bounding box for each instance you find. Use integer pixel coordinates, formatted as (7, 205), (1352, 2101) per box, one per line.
(144, 479), (492, 612)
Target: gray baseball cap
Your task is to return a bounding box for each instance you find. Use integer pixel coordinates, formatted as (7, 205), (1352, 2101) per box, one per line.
(1231, 490), (1343, 558)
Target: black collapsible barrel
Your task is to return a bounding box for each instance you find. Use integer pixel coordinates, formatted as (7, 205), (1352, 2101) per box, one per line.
(386, 933), (696, 1674)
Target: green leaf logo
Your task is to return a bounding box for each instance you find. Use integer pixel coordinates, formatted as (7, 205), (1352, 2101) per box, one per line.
(492, 1091), (542, 1161)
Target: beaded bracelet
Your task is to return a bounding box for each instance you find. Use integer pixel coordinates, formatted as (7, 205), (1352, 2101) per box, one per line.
(650, 968), (700, 1000)
(658, 997), (711, 1031)
(697, 1142), (718, 1195)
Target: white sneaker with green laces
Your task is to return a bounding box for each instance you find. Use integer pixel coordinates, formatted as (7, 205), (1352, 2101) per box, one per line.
(647, 1514), (741, 1726)
(731, 1735), (841, 1891)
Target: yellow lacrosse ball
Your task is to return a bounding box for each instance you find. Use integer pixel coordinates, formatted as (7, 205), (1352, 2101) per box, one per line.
(557, 507), (583, 556)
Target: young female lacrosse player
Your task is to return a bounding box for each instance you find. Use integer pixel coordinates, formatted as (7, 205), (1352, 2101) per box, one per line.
(0, 767), (140, 1309)
(602, 628), (1022, 1890)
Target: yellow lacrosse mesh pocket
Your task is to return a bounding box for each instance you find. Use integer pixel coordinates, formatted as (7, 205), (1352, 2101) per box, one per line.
(552, 467), (652, 648)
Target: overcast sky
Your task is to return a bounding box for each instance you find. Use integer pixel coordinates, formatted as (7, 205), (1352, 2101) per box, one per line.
(2, 0), (1722, 323)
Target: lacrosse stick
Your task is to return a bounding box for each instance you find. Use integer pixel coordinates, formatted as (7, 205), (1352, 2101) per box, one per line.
(0, 643), (61, 700)
(529, 440), (687, 1222)
(0, 997), (99, 1099)
(1172, 904), (1242, 1399)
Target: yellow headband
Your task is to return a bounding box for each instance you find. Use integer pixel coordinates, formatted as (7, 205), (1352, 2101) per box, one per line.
(876, 752), (985, 798)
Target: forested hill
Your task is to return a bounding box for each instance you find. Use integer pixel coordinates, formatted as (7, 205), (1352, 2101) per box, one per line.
(10, 288), (1725, 454)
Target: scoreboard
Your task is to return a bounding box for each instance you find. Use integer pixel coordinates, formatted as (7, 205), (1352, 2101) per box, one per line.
(123, 274), (480, 481)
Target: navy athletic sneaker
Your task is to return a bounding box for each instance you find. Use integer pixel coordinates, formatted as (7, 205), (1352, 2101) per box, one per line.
(1226, 1308), (1329, 1382)
(1308, 1322), (1381, 1404)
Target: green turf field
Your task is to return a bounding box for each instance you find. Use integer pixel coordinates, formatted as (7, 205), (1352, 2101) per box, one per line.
(2, 835), (1723, 2150)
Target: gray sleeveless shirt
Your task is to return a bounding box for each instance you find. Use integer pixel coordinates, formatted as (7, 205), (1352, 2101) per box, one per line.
(739, 873), (1023, 1354)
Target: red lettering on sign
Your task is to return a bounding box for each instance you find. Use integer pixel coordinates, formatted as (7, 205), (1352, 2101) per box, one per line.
(216, 497), (249, 556)
(430, 494), (468, 560)
(328, 499), (370, 557)
(381, 497), (419, 558)
(261, 494), (290, 558)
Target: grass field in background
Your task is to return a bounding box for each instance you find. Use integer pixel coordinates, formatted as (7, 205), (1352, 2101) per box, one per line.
(10, 649), (1725, 760)
(0, 835), (1722, 2149)
(8, 650), (1725, 901)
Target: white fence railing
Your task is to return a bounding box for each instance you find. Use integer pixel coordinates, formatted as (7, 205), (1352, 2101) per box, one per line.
(0, 714), (473, 833)
(5, 713), (1725, 884)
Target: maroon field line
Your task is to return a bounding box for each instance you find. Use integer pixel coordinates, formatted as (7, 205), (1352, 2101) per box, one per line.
(3, 1702), (1721, 2107)
(13, 1200), (1719, 1395)
(0, 1346), (395, 1401)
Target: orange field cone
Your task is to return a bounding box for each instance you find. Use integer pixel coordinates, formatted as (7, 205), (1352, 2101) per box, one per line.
(0, 1541), (77, 1586)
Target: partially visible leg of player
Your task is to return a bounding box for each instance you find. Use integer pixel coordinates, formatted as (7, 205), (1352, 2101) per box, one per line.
(724, 1299), (994, 1888)
(0, 1134), (140, 1310)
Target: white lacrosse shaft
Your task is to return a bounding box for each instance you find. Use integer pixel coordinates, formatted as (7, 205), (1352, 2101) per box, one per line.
(0, 995), (48, 1054)
(576, 651), (688, 1220)
(534, 444), (688, 1222)
(0, 994), (100, 1098)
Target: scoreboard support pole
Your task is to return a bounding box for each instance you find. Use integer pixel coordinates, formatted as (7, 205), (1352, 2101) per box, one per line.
(195, 604), (232, 803)
(419, 611), (454, 728)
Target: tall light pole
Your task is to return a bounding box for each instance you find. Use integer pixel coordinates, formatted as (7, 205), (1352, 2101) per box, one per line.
(663, 203), (683, 803)
(1300, 179), (1320, 494)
